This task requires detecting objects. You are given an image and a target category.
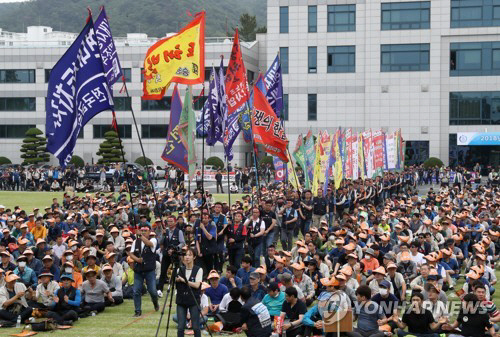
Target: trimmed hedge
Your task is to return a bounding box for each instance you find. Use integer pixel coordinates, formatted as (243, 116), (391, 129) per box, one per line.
(423, 157), (444, 168)
(205, 156), (224, 169)
(135, 156), (153, 166)
(70, 155), (84, 167)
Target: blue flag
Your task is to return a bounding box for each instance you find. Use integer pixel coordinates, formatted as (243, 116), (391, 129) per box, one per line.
(196, 67), (215, 139)
(162, 85), (188, 173)
(264, 55), (283, 118)
(94, 7), (122, 86)
(46, 17), (114, 168)
(206, 67), (222, 146)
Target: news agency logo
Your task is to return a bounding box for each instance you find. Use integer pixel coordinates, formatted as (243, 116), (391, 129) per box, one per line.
(459, 135), (468, 144)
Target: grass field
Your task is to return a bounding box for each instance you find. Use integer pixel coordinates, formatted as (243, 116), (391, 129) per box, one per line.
(0, 191), (498, 336)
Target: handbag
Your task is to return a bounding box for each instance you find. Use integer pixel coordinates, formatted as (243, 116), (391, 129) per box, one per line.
(30, 319), (57, 332)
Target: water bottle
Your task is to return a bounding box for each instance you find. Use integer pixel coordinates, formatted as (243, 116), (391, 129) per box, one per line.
(16, 315), (21, 328)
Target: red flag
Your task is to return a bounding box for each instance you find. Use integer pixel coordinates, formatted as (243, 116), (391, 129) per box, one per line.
(225, 29), (250, 114)
(252, 86), (288, 162)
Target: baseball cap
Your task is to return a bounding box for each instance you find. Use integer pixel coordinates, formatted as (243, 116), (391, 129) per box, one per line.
(267, 282), (280, 292)
(379, 280), (391, 289)
(249, 272), (260, 280)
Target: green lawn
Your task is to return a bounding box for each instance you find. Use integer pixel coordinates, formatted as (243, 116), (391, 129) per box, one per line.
(0, 191), (498, 336)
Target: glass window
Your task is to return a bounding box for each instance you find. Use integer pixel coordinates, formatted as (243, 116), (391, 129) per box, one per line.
(0, 98), (36, 111)
(77, 129), (84, 139)
(0, 69), (35, 83)
(45, 69), (51, 83)
(308, 94), (317, 121)
(308, 6), (317, 33)
(283, 93), (289, 121)
(141, 97), (171, 111)
(308, 47), (317, 73)
(280, 47), (289, 74)
(142, 124), (169, 139)
(381, 2), (430, 30)
(280, 7), (289, 33)
(381, 44), (430, 72)
(450, 41), (500, 76)
(404, 141), (430, 165)
(0, 125), (36, 138)
(114, 97), (132, 111)
(247, 70), (255, 84)
(327, 5), (356, 32)
(449, 91), (500, 125)
(122, 68), (132, 82)
(93, 124), (132, 138)
(204, 66), (227, 82)
(451, 0), (500, 28)
(327, 46), (356, 73)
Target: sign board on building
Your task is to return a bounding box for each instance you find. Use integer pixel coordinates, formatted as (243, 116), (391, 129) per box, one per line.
(457, 132), (500, 146)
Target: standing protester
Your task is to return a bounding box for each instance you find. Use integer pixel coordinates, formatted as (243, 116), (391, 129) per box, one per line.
(158, 215), (185, 295)
(227, 211), (247, 267)
(196, 213), (217, 277)
(279, 198), (298, 251)
(244, 207), (266, 268)
(212, 203), (228, 273)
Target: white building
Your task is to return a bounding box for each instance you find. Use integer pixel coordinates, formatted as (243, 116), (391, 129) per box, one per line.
(258, 0), (500, 167)
(1, 0), (500, 168)
(0, 26), (258, 166)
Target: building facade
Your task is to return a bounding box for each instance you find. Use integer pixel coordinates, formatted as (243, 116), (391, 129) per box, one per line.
(0, 26), (258, 166)
(1, 0), (500, 168)
(259, 0), (500, 167)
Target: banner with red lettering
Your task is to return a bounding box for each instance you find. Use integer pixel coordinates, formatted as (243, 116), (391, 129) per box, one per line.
(225, 29), (250, 114)
(345, 128), (353, 179)
(252, 86), (288, 162)
(373, 129), (385, 176)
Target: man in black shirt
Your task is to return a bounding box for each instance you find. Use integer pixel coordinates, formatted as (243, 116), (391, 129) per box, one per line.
(260, 200), (277, 254)
(215, 170), (223, 193)
(442, 293), (494, 337)
(393, 292), (444, 337)
(280, 287), (307, 337)
(312, 188), (328, 229)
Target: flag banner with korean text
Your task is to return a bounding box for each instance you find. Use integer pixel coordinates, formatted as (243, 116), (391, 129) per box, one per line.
(251, 86), (288, 162)
(94, 7), (122, 86)
(142, 12), (205, 99)
(303, 130), (315, 188)
(197, 66), (222, 145)
(264, 55), (283, 118)
(162, 85), (188, 173)
(179, 86), (197, 180)
(223, 29), (250, 159)
(46, 15), (114, 168)
(243, 73), (266, 143)
(273, 156), (285, 182)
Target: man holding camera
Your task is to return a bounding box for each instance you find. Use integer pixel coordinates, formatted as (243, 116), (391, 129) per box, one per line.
(158, 215), (185, 297)
(127, 223), (160, 317)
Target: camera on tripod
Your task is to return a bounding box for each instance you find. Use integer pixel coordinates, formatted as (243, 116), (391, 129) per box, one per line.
(168, 245), (186, 259)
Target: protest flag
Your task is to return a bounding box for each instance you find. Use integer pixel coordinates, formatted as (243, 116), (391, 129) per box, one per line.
(264, 54), (284, 118)
(251, 86), (288, 162)
(46, 13), (113, 168)
(142, 12), (205, 99)
(94, 7), (122, 86)
(179, 87), (197, 180)
(162, 85), (188, 173)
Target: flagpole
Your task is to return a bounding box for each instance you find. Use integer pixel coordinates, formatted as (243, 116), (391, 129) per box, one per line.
(287, 147), (300, 191)
(226, 156), (231, 208)
(121, 78), (161, 216)
(201, 84), (206, 195)
(111, 110), (137, 228)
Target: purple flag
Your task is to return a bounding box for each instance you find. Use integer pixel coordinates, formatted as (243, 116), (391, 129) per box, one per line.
(264, 55), (283, 118)
(94, 7), (122, 86)
(197, 66), (222, 145)
(162, 85), (188, 173)
(273, 156), (285, 182)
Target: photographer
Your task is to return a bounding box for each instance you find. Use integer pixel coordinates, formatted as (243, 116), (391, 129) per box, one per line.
(244, 207), (266, 267)
(158, 215), (185, 296)
(176, 248), (203, 337)
(127, 224), (159, 317)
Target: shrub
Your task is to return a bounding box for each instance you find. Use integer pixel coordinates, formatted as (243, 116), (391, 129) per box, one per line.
(205, 156), (224, 169)
(70, 155), (84, 167)
(96, 130), (125, 164)
(19, 128), (50, 165)
(423, 157), (443, 168)
(0, 157), (11, 165)
(135, 156), (153, 166)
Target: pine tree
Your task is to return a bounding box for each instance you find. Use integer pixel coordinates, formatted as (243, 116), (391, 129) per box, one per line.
(20, 128), (50, 164)
(96, 130), (125, 164)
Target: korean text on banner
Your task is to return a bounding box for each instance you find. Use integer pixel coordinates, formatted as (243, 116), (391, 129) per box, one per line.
(94, 7), (122, 86)
(142, 12), (205, 99)
(162, 85), (188, 173)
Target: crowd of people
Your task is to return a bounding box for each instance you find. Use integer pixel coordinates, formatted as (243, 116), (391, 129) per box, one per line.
(0, 163), (498, 337)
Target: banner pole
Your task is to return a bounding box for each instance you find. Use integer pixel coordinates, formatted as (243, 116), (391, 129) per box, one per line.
(111, 111), (137, 229)
(121, 79), (161, 217)
(249, 102), (261, 205)
(226, 156), (231, 208)
(287, 148), (300, 191)
(201, 84), (206, 195)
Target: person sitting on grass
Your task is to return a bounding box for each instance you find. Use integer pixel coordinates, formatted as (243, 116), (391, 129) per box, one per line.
(46, 273), (80, 325)
(248, 272), (267, 301)
(32, 271), (59, 309)
(0, 272), (33, 324)
(80, 269), (111, 315)
(346, 285), (387, 337)
(261, 282), (285, 319)
(101, 264), (123, 306)
(279, 286), (307, 337)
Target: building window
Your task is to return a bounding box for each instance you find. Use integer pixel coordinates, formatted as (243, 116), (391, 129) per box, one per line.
(381, 1), (430, 30)
(141, 97), (171, 111)
(308, 6), (317, 33)
(381, 44), (430, 72)
(93, 124), (132, 138)
(0, 98), (36, 111)
(327, 5), (356, 32)
(45, 69), (51, 83)
(450, 91), (500, 125)
(280, 47), (289, 74)
(405, 141), (430, 166)
(450, 42), (500, 76)
(247, 70), (255, 84)
(0, 69), (35, 83)
(308, 94), (317, 121)
(141, 68), (144, 82)
(0, 124), (36, 138)
(280, 6), (289, 33)
(451, 0), (500, 28)
(308, 47), (317, 73)
(142, 124), (169, 139)
(77, 129), (84, 139)
(204, 67), (227, 81)
(114, 97), (132, 111)
(327, 46), (356, 73)
(122, 68), (132, 82)
(283, 93), (289, 121)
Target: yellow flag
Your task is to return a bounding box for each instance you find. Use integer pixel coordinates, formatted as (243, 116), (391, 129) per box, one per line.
(142, 12), (205, 99)
(287, 152), (301, 190)
(312, 131), (323, 196)
(334, 132), (343, 190)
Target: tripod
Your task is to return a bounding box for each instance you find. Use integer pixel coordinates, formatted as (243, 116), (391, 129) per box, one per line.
(154, 256), (215, 337)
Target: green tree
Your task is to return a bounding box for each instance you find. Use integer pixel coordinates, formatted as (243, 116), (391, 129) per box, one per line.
(135, 156), (153, 166)
(238, 13), (267, 41)
(205, 156), (224, 169)
(96, 131), (125, 165)
(19, 128), (50, 164)
(70, 155), (84, 167)
(0, 156), (11, 165)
